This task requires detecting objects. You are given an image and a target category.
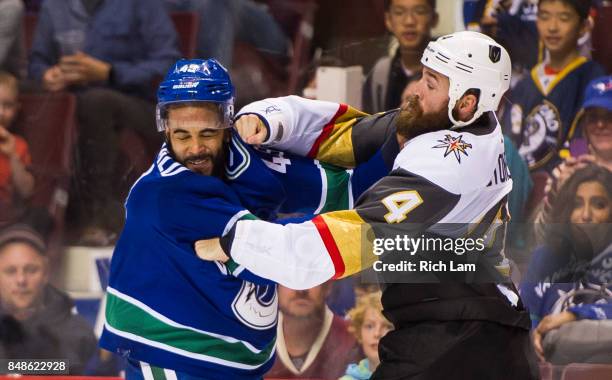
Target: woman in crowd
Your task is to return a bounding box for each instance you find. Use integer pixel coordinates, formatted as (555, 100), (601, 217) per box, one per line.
(520, 165), (612, 364)
(534, 76), (611, 239)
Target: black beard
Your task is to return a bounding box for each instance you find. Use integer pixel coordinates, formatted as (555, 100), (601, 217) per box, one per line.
(166, 139), (227, 180)
(396, 95), (452, 140)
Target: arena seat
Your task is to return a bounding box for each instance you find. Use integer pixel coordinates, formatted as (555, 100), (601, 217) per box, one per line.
(539, 361), (553, 380)
(524, 171), (550, 219)
(169, 11), (200, 59)
(13, 92), (77, 268)
(23, 12), (38, 52)
(561, 363), (612, 380)
(233, 0), (318, 103)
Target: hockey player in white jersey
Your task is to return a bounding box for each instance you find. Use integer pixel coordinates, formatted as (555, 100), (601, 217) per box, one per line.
(198, 31), (540, 379)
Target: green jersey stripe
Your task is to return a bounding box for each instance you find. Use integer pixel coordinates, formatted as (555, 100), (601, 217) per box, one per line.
(150, 365), (166, 380)
(320, 162), (351, 213)
(105, 288), (275, 368)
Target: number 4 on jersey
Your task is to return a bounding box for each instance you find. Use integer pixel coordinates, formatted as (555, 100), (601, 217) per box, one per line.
(382, 191), (423, 224)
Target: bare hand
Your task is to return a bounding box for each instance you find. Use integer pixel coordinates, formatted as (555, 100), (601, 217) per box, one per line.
(0, 126), (16, 157)
(42, 66), (67, 92)
(59, 52), (111, 85)
(549, 155), (596, 192)
(234, 114), (268, 145)
(532, 311), (577, 361)
(195, 238), (230, 263)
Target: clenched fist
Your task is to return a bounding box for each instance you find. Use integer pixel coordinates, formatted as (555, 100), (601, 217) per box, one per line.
(195, 238), (229, 263)
(234, 114), (268, 145)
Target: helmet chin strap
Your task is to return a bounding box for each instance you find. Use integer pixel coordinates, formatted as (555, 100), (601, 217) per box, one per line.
(449, 107), (481, 128)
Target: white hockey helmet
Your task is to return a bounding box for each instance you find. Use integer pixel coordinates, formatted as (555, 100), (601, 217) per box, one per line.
(421, 31), (511, 127)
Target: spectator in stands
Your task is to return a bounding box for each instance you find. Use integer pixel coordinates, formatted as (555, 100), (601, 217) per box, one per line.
(0, 71), (34, 228)
(534, 76), (611, 242)
(519, 165), (612, 364)
(0, 0), (24, 78)
(464, 0), (540, 86)
(502, 0), (604, 174)
(0, 224), (98, 373)
(566, 75), (612, 171)
(267, 282), (360, 379)
(362, 0), (438, 114)
(163, 0), (289, 68)
(28, 0), (180, 244)
(340, 291), (393, 380)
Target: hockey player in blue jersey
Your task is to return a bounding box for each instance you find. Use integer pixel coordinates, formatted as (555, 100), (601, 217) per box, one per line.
(99, 58), (391, 380)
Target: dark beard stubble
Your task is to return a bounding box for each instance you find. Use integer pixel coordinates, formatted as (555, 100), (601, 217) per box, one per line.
(396, 94), (452, 140)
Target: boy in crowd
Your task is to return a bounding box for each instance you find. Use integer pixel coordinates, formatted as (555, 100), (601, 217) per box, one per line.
(362, 0), (438, 113)
(0, 71), (34, 226)
(503, 0), (604, 173)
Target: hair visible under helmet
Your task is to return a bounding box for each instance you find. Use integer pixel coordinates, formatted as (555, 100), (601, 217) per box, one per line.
(156, 58), (235, 132)
(420, 31), (511, 127)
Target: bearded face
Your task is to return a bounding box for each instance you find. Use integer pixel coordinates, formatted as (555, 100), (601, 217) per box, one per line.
(396, 94), (452, 140)
(165, 104), (229, 178)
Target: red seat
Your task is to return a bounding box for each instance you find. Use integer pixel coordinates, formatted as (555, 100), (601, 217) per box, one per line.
(592, 4), (612, 74)
(13, 92), (77, 265)
(233, 0), (318, 98)
(169, 11), (200, 59)
(524, 171), (550, 219)
(23, 12), (38, 52)
(265, 0), (318, 94)
(561, 363), (612, 380)
(539, 361), (553, 380)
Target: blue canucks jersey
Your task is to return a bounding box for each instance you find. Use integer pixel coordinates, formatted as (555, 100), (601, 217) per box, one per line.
(100, 133), (387, 379)
(503, 57), (604, 172)
(520, 244), (612, 328)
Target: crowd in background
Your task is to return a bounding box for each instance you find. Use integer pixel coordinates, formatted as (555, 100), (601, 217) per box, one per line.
(0, 0), (611, 378)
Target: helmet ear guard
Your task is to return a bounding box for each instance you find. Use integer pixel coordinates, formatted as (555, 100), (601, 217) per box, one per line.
(156, 59), (235, 132)
(421, 31), (511, 127)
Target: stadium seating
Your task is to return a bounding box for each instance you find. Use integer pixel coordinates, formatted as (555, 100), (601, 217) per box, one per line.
(13, 92), (77, 267)
(525, 171), (550, 219)
(539, 361), (553, 380)
(23, 12), (37, 52)
(232, 0), (318, 102)
(169, 11), (200, 59)
(592, 3), (612, 74)
(561, 363), (612, 380)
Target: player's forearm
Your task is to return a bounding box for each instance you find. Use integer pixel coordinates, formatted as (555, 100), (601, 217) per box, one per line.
(223, 219), (337, 289)
(237, 96), (372, 167)
(237, 95), (340, 152)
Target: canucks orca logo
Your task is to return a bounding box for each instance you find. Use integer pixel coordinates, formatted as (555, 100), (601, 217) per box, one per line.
(232, 282), (278, 330)
(225, 135), (251, 179)
(433, 134), (473, 163)
(516, 100), (562, 169)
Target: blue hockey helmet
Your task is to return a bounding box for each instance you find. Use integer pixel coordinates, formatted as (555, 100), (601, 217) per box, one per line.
(156, 58), (235, 132)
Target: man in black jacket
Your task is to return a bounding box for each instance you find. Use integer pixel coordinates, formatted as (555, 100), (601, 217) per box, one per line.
(0, 224), (98, 374)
